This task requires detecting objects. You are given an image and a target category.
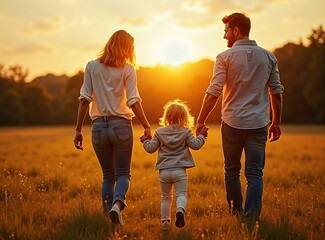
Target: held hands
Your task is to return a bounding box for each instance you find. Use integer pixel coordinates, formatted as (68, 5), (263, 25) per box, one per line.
(196, 123), (209, 139)
(140, 127), (152, 143)
(199, 126), (209, 138)
(268, 123), (281, 142)
(139, 135), (147, 143)
(74, 131), (84, 150)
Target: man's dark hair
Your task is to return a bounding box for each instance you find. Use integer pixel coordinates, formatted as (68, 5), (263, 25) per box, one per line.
(222, 12), (251, 37)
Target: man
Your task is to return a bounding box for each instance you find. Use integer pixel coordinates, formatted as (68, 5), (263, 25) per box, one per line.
(196, 12), (284, 222)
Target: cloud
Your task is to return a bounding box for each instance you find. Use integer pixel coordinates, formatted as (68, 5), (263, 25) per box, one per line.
(187, 0), (238, 13)
(182, 1), (210, 12)
(154, 11), (172, 20)
(2, 45), (53, 54)
(184, 0), (276, 16)
(80, 44), (101, 52)
(167, 0), (238, 29)
(118, 18), (151, 27)
(263, 0), (287, 3)
(22, 16), (64, 35)
(283, 16), (304, 24)
(175, 18), (217, 29)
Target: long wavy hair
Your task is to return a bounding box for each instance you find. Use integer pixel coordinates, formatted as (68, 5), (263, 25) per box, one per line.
(98, 30), (137, 68)
(159, 99), (195, 128)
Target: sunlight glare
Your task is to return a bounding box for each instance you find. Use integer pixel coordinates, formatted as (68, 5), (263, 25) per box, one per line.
(157, 37), (191, 66)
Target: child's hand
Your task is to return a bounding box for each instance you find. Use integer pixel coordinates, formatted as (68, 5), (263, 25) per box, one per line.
(140, 135), (150, 143)
(199, 126), (209, 138)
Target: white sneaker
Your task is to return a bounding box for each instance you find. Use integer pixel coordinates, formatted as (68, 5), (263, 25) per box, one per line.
(162, 220), (170, 231)
(109, 204), (124, 226)
(175, 208), (185, 228)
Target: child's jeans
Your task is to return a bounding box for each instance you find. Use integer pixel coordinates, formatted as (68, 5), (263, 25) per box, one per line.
(159, 168), (187, 221)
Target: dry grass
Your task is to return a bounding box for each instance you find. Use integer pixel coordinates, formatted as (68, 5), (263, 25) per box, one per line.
(0, 125), (324, 240)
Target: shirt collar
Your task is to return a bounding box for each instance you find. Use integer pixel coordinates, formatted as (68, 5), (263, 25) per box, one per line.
(233, 39), (257, 47)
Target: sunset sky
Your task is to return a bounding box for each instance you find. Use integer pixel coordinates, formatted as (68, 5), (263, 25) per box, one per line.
(0, 0), (324, 81)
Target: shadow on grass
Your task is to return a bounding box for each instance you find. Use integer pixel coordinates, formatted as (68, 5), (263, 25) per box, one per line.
(53, 203), (124, 240)
(258, 217), (307, 240)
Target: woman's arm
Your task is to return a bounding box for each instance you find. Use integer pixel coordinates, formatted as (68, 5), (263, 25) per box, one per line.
(130, 101), (152, 140)
(74, 99), (90, 150)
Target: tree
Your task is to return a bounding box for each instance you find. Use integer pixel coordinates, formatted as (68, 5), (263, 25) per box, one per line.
(8, 65), (28, 83)
(303, 26), (325, 123)
(0, 89), (24, 125)
(21, 85), (52, 125)
(308, 25), (325, 47)
(51, 96), (75, 124)
(65, 71), (86, 124)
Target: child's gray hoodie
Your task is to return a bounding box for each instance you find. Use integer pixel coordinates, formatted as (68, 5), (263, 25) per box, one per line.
(143, 125), (206, 170)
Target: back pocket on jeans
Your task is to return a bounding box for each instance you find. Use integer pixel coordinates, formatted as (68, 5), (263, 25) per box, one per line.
(112, 125), (131, 142)
(92, 128), (103, 146)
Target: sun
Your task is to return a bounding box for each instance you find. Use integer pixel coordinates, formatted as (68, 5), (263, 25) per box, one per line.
(157, 37), (192, 66)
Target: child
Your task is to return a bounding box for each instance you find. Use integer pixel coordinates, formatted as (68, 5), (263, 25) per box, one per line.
(141, 99), (208, 231)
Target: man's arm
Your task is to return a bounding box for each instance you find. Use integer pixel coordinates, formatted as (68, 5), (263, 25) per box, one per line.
(196, 93), (219, 135)
(268, 93), (283, 142)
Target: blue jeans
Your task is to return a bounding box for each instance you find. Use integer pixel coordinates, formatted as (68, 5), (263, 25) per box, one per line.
(221, 122), (267, 221)
(92, 116), (133, 213)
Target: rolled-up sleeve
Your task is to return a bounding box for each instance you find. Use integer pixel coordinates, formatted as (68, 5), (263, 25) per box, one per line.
(206, 55), (226, 98)
(78, 62), (93, 102)
(268, 57), (284, 95)
(124, 66), (141, 107)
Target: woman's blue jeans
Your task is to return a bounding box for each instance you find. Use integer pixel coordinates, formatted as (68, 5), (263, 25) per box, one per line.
(221, 122), (267, 221)
(92, 116), (133, 213)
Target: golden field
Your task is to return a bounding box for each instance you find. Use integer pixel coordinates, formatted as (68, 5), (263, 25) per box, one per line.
(0, 125), (324, 240)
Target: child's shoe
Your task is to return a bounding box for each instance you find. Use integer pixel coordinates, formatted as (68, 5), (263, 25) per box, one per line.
(175, 208), (185, 228)
(162, 220), (170, 231)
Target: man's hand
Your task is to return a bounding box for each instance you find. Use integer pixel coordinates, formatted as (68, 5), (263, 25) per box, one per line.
(196, 123), (205, 136)
(199, 126), (209, 138)
(74, 131), (84, 150)
(268, 123), (281, 142)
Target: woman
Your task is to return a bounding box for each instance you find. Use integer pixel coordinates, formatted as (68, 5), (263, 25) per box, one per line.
(73, 30), (151, 226)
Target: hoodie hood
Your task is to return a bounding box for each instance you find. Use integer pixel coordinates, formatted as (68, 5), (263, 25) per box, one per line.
(142, 124), (205, 171)
(156, 125), (189, 149)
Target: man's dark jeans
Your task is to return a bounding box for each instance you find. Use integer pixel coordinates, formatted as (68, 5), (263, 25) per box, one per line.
(221, 122), (267, 221)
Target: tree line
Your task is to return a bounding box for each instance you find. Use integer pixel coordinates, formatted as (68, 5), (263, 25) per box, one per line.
(0, 26), (324, 126)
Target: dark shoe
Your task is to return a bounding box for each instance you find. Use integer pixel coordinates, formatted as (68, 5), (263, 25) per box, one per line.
(175, 208), (185, 228)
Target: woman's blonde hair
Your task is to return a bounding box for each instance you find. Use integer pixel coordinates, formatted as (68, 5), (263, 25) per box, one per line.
(98, 30), (137, 68)
(159, 99), (195, 128)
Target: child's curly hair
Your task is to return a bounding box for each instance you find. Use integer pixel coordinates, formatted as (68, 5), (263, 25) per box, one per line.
(159, 99), (194, 128)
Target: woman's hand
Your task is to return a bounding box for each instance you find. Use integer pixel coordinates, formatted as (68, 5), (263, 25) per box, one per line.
(140, 127), (152, 142)
(74, 131), (84, 150)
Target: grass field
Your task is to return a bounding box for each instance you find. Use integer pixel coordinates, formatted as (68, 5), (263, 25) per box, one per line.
(0, 125), (324, 240)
